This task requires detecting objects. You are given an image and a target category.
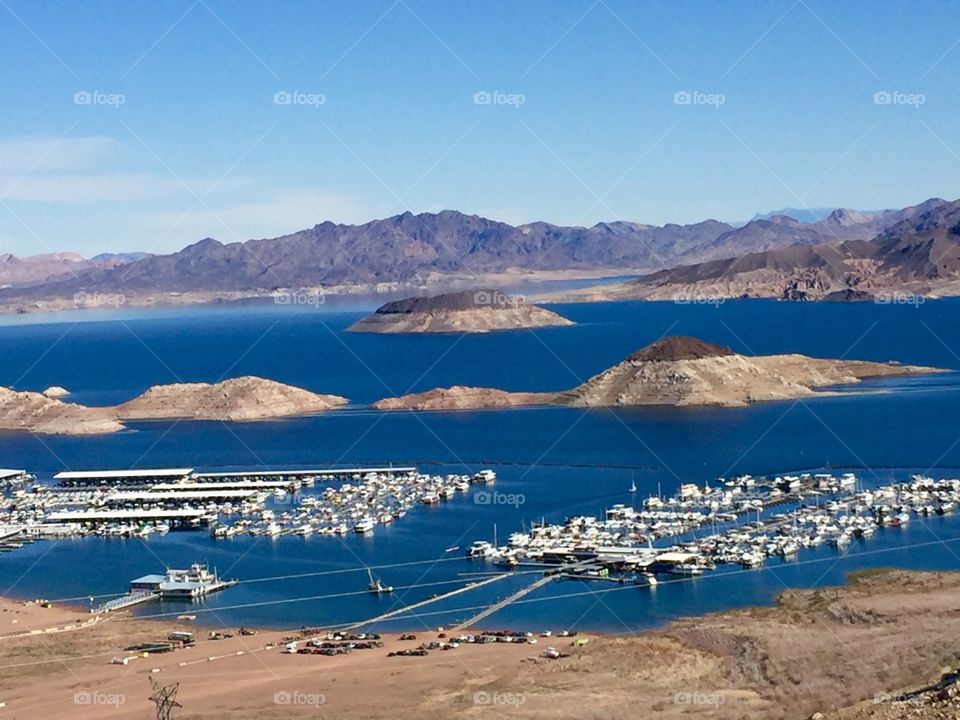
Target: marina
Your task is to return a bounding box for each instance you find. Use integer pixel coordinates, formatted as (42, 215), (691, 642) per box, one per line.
(8, 460), (960, 630)
(0, 464), (497, 541)
(462, 471), (960, 588)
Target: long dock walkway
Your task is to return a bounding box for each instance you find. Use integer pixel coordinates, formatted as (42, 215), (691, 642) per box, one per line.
(93, 590), (159, 614)
(452, 574), (556, 630)
(338, 573), (514, 632)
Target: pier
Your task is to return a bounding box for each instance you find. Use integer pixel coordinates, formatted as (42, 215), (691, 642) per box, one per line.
(339, 573), (514, 632)
(452, 574), (557, 630)
(93, 590), (159, 614)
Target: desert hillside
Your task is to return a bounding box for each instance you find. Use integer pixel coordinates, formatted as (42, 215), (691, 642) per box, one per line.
(541, 198), (960, 303)
(557, 337), (932, 408)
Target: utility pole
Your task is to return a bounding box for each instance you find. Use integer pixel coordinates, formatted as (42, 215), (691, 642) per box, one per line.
(149, 678), (182, 720)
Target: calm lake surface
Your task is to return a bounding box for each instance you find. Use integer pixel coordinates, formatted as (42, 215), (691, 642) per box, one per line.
(1, 298), (959, 632)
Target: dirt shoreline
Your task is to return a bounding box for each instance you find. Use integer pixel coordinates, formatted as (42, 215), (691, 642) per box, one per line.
(3, 569), (960, 718)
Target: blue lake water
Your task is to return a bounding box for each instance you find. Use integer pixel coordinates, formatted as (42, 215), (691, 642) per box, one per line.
(1, 298), (960, 633)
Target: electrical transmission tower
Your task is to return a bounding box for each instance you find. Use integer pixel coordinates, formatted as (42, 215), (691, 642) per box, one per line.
(148, 678), (182, 720)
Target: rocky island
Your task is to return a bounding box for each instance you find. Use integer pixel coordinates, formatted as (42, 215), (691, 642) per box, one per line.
(0, 387), (122, 435)
(372, 336), (940, 410)
(114, 376), (347, 421)
(347, 289), (573, 334)
(0, 376), (347, 435)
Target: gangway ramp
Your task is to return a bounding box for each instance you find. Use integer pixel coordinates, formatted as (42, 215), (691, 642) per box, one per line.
(452, 574), (556, 630)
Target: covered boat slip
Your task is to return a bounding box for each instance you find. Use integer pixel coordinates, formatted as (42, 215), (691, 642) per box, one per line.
(45, 508), (208, 527)
(52, 466), (418, 488)
(193, 466), (417, 482)
(100, 489), (259, 504)
(53, 468), (194, 487)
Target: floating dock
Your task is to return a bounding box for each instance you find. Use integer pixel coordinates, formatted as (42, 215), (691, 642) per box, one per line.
(93, 564), (235, 613)
(130, 563), (236, 599)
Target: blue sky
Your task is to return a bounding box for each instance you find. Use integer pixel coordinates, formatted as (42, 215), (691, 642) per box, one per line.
(1, 0), (959, 256)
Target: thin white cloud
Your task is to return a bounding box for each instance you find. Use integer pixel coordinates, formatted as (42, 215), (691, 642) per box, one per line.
(0, 135), (116, 174)
(0, 173), (192, 202)
(133, 189), (378, 244)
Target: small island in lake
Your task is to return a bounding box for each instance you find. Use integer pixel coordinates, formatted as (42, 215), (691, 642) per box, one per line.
(0, 376), (347, 435)
(115, 376), (347, 422)
(372, 336), (941, 410)
(0, 386), (122, 435)
(347, 289), (573, 334)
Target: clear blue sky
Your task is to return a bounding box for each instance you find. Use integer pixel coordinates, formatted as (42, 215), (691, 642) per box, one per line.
(1, 0), (959, 256)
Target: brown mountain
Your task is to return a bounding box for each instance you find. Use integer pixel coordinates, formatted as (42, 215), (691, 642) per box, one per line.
(0, 252), (145, 288)
(541, 198), (960, 302)
(625, 336), (733, 362)
(0, 200), (947, 309)
(1, 212), (738, 303)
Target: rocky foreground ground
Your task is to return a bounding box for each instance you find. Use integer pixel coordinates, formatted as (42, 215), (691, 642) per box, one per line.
(3, 570), (960, 718)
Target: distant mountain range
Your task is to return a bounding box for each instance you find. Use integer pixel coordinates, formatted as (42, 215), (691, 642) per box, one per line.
(750, 207), (842, 223)
(0, 198), (953, 309)
(0, 251), (149, 288)
(543, 198), (960, 302)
